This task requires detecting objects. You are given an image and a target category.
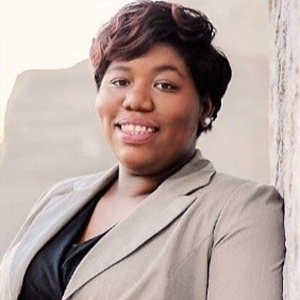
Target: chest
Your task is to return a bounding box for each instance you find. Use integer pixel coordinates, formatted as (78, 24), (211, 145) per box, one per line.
(66, 191), (217, 299)
(78, 195), (146, 242)
(67, 213), (214, 300)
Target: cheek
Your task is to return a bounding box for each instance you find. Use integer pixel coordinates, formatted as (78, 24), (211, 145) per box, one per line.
(95, 92), (106, 119)
(165, 98), (200, 133)
(185, 96), (201, 127)
(95, 94), (113, 141)
(95, 90), (115, 123)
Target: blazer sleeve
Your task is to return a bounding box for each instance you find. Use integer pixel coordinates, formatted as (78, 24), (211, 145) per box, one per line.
(207, 182), (286, 300)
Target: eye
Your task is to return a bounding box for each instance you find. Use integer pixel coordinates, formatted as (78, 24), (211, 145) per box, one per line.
(110, 78), (130, 87)
(155, 81), (178, 92)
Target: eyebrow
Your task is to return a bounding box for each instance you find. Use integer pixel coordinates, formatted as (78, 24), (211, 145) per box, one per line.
(107, 64), (185, 79)
(153, 65), (185, 79)
(106, 65), (131, 74)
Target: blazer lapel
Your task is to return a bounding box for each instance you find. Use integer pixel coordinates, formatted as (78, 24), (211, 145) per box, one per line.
(9, 165), (119, 300)
(63, 150), (216, 300)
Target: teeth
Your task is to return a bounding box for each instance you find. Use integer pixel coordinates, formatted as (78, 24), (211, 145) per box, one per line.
(128, 124), (134, 132)
(120, 124), (155, 134)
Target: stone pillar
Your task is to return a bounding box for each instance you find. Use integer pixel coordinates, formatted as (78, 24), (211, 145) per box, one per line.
(269, 0), (300, 299)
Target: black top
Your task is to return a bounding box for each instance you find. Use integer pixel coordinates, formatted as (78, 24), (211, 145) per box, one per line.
(18, 191), (115, 300)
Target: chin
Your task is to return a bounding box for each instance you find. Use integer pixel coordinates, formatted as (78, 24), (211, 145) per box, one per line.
(115, 149), (161, 176)
(120, 157), (157, 176)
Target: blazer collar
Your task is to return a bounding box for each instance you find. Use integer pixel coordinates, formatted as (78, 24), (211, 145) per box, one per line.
(8, 165), (119, 300)
(63, 149), (216, 299)
(8, 149), (215, 300)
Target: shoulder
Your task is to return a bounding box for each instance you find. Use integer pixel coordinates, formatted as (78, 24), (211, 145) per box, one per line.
(204, 172), (284, 245)
(201, 171), (283, 210)
(210, 171), (280, 195)
(211, 172), (283, 210)
(47, 171), (106, 195)
(3, 170), (109, 252)
(25, 171), (107, 221)
(191, 171), (284, 236)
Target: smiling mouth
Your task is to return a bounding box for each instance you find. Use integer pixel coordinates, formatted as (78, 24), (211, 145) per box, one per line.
(115, 120), (159, 144)
(117, 124), (158, 134)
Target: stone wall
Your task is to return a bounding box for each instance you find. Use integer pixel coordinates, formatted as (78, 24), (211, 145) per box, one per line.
(269, 0), (300, 299)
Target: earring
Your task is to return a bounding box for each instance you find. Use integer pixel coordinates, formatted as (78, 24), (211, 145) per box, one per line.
(204, 117), (212, 127)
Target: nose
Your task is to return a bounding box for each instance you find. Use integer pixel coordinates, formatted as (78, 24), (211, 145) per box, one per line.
(122, 85), (154, 112)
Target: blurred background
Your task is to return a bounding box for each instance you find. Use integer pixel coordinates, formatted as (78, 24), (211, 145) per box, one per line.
(0, 0), (270, 259)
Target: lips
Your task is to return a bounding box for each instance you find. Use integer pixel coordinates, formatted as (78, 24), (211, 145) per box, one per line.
(115, 117), (159, 143)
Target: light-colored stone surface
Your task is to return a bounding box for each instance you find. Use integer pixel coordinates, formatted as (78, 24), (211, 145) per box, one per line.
(269, 0), (300, 299)
(0, 0), (270, 259)
(0, 62), (116, 258)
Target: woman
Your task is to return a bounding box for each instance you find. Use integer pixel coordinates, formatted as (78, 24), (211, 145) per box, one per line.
(0, 1), (285, 299)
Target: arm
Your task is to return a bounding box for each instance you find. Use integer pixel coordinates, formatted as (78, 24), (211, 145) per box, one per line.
(207, 182), (285, 300)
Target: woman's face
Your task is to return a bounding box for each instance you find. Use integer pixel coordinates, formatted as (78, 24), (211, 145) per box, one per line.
(96, 43), (202, 176)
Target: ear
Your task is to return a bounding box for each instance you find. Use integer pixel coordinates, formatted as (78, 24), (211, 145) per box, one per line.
(199, 96), (215, 129)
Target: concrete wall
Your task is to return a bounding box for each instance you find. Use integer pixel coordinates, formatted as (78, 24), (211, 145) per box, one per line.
(269, 0), (300, 299)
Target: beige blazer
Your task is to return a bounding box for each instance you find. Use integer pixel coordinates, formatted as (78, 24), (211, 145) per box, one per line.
(0, 150), (285, 300)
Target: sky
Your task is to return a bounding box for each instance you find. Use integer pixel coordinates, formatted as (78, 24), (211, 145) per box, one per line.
(0, 0), (135, 144)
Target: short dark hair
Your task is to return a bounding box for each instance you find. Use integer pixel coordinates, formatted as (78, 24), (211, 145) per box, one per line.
(90, 0), (232, 133)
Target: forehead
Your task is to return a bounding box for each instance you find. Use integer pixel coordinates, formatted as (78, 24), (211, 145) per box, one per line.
(105, 43), (190, 76)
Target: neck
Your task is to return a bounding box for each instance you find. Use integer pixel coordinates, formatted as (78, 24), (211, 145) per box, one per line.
(116, 150), (196, 198)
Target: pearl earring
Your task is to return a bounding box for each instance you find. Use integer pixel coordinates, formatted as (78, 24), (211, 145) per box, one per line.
(204, 117), (212, 127)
